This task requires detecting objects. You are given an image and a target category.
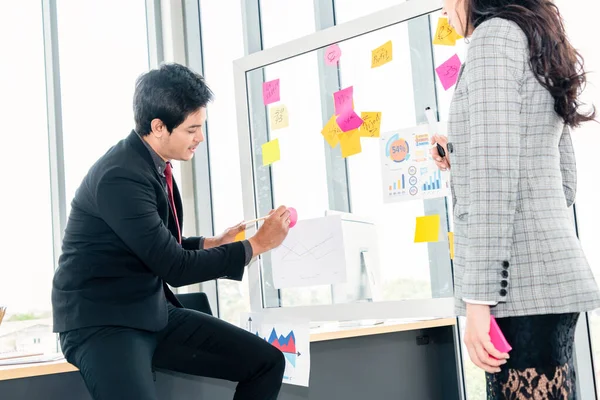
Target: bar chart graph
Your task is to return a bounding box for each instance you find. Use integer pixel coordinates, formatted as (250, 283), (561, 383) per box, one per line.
(422, 170), (442, 192)
(388, 173), (406, 192)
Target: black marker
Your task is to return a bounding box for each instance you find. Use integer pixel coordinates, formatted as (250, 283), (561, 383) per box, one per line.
(436, 143), (446, 157)
(425, 107), (446, 158)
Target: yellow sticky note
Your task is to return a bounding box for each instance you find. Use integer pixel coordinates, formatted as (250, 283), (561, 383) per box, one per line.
(371, 40), (393, 68)
(234, 230), (246, 242)
(339, 129), (362, 158)
(321, 115), (342, 148)
(414, 215), (441, 243)
(448, 232), (455, 259)
(270, 105), (289, 130)
(359, 112), (382, 138)
(432, 17), (462, 46)
(262, 138), (280, 166)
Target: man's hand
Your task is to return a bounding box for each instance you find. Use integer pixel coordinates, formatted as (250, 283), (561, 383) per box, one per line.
(204, 222), (245, 249)
(248, 205), (291, 256)
(464, 304), (510, 373)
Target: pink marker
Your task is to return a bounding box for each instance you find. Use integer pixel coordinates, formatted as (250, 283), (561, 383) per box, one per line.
(244, 207), (298, 228)
(288, 207), (298, 228)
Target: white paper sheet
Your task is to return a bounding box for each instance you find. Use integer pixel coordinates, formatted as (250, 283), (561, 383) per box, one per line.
(241, 313), (311, 387)
(380, 123), (450, 203)
(271, 215), (347, 289)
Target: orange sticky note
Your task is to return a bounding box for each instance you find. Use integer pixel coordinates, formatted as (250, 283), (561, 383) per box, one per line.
(269, 105), (289, 130)
(448, 232), (455, 259)
(339, 129), (362, 158)
(414, 215), (441, 243)
(371, 40), (393, 68)
(262, 138), (280, 166)
(321, 115), (342, 148)
(234, 230), (246, 242)
(359, 112), (382, 138)
(432, 17), (462, 46)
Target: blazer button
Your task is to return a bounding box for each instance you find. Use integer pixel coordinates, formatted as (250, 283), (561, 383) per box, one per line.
(502, 261), (510, 269)
(501, 270), (509, 278)
(499, 289), (508, 297)
(501, 280), (508, 288)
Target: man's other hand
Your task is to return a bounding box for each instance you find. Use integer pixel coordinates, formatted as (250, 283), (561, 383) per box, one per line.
(248, 205), (291, 256)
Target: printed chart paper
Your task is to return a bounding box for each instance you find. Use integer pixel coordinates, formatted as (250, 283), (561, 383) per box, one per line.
(271, 215), (347, 289)
(241, 313), (311, 387)
(380, 124), (450, 203)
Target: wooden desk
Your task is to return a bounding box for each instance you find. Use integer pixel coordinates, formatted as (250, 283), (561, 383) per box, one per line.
(310, 317), (455, 342)
(0, 318), (456, 382)
(0, 360), (77, 381)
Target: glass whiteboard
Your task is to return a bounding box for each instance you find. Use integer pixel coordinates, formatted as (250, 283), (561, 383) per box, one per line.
(239, 6), (466, 311)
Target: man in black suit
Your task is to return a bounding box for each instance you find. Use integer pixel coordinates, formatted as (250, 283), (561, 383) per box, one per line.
(52, 63), (291, 400)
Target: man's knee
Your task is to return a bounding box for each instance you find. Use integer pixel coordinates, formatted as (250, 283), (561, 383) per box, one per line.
(271, 348), (285, 374)
(257, 342), (285, 376)
(264, 347), (286, 384)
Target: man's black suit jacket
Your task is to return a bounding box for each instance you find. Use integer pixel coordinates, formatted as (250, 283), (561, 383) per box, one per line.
(52, 131), (247, 333)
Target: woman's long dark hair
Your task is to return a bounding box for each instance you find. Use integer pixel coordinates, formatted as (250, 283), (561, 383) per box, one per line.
(465, 0), (595, 128)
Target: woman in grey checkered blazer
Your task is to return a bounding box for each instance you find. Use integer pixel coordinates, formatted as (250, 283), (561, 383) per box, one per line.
(431, 0), (600, 398)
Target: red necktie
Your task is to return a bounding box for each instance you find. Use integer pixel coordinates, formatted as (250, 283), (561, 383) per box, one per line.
(164, 162), (181, 244)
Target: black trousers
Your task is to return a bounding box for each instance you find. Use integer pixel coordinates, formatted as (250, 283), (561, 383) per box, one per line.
(60, 304), (285, 400)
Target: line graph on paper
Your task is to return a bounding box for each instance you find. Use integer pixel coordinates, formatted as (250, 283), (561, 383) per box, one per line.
(271, 215), (347, 289)
(279, 234), (336, 262)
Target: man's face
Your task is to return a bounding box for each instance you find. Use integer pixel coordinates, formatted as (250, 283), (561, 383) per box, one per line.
(149, 107), (206, 162)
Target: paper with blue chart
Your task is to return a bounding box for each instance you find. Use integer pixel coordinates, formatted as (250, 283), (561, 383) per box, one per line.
(271, 215), (347, 289)
(241, 313), (311, 387)
(380, 123), (450, 203)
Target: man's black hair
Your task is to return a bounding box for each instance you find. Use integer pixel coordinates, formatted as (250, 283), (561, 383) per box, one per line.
(133, 63), (213, 136)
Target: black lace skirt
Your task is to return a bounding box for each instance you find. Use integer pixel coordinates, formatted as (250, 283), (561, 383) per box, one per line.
(486, 313), (580, 399)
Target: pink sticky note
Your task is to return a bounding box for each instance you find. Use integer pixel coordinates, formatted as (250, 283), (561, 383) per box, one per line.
(489, 316), (512, 359)
(336, 110), (364, 132)
(325, 44), (342, 66)
(334, 86), (353, 115)
(262, 79), (280, 105)
(435, 54), (462, 91)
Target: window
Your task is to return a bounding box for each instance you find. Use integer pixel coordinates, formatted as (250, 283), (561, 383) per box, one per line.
(260, 0), (316, 49)
(341, 17), (429, 303)
(0, 2), (55, 355)
(253, 43), (332, 307)
(200, 0), (251, 325)
(334, 0), (405, 23)
(56, 0), (150, 211)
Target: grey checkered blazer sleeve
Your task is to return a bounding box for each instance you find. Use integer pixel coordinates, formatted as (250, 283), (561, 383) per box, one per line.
(560, 125), (577, 207)
(460, 19), (527, 303)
